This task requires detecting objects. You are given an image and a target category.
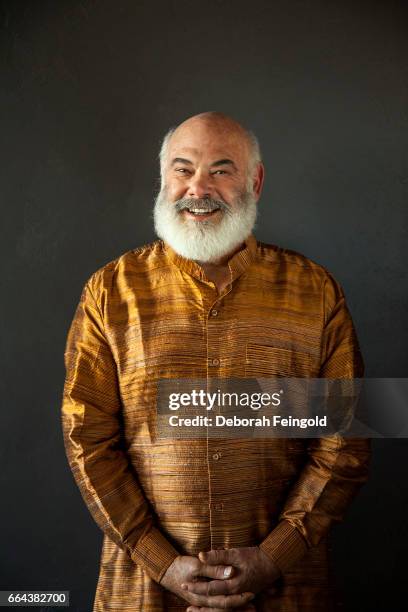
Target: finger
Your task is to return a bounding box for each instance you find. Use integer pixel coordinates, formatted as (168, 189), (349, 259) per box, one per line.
(182, 577), (239, 596)
(187, 592), (254, 609)
(195, 563), (234, 580)
(199, 549), (236, 566)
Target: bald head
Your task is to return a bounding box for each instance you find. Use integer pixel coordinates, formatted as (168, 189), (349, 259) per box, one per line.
(159, 112), (261, 184)
(169, 112), (258, 155)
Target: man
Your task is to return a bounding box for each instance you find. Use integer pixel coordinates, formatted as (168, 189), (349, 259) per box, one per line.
(61, 112), (370, 611)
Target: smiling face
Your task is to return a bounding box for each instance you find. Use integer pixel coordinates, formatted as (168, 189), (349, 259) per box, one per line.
(164, 117), (256, 221)
(154, 113), (264, 263)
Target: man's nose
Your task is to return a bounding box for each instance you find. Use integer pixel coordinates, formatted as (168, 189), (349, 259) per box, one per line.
(186, 173), (213, 199)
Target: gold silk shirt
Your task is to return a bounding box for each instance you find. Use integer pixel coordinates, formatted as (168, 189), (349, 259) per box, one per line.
(61, 234), (370, 611)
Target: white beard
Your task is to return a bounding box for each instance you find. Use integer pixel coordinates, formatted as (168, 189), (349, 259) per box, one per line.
(153, 188), (257, 263)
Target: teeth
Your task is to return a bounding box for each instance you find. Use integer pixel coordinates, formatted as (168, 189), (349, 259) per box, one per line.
(188, 208), (219, 214)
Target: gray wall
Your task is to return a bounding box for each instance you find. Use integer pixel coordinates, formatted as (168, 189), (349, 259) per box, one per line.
(1, 1), (407, 610)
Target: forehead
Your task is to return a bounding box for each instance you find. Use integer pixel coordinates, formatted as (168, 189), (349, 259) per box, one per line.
(168, 121), (249, 163)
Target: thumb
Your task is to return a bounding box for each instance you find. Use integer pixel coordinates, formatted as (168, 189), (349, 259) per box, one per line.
(197, 562), (234, 580)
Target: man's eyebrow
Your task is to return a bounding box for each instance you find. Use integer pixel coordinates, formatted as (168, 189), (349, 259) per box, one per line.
(170, 157), (238, 169)
(171, 157), (193, 166)
(210, 159), (237, 169)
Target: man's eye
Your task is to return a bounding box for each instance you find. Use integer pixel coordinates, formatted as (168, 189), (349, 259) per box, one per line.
(175, 168), (190, 174)
(212, 170), (227, 175)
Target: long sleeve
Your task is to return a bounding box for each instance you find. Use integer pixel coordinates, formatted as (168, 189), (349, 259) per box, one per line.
(61, 278), (179, 583)
(259, 273), (371, 573)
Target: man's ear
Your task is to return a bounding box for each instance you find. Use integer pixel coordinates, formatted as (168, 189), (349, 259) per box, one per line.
(252, 162), (265, 200)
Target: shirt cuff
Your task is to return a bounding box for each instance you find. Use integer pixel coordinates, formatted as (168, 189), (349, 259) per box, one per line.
(259, 520), (308, 575)
(130, 526), (179, 583)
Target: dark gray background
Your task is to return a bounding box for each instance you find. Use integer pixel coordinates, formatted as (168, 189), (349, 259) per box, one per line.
(1, 0), (407, 610)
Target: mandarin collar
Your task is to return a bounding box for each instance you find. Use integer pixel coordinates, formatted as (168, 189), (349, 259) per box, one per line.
(163, 233), (258, 285)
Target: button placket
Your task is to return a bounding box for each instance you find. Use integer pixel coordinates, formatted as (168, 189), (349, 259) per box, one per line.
(208, 301), (221, 368)
(205, 293), (229, 548)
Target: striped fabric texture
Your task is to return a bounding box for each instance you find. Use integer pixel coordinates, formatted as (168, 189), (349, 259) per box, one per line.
(61, 234), (370, 611)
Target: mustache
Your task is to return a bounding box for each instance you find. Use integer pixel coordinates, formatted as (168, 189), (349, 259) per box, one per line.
(173, 198), (232, 215)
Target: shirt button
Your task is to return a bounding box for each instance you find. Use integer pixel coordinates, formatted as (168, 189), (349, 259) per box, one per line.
(212, 453), (220, 460)
(210, 309), (218, 317)
(211, 358), (220, 366)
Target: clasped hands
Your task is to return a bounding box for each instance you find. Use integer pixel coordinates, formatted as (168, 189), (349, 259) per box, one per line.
(160, 546), (281, 611)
